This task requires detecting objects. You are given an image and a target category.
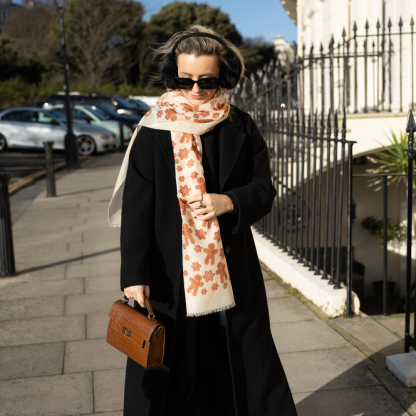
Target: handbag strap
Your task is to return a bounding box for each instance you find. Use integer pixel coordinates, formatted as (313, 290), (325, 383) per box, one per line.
(122, 294), (156, 320)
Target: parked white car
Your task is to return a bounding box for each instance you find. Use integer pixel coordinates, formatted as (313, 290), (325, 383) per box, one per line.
(43, 103), (132, 147)
(0, 107), (118, 155)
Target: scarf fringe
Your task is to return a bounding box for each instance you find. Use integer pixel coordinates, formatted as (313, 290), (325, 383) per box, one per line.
(186, 302), (236, 317)
(108, 223), (121, 228)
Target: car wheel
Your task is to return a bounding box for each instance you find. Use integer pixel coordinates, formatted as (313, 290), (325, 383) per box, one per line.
(0, 134), (7, 152)
(77, 135), (96, 156)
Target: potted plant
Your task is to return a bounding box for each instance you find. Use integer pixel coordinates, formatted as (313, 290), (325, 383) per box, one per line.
(361, 215), (406, 304)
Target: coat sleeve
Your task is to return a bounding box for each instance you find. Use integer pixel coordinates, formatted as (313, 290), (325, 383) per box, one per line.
(120, 127), (155, 290)
(222, 114), (276, 234)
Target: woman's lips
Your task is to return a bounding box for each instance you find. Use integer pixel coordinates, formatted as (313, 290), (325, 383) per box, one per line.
(191, 94), (205, 99)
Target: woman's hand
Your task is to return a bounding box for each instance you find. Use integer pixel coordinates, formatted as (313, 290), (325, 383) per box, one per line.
(124, 285), (150, 308)
(187, 193), (233, 220)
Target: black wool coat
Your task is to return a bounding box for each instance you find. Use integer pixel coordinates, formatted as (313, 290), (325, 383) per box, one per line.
(120, 105), (297, 416)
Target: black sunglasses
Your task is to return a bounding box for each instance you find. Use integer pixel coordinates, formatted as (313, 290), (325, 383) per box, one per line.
(174, 77), (219, 90)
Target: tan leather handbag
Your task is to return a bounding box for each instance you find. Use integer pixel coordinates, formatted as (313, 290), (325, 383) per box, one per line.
(106, 294), (165, 369)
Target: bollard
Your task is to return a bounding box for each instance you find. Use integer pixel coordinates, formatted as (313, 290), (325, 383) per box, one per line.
(43, 141), (56, 197)
(0, 172), (16, 277)
(119, 122), (125, 153)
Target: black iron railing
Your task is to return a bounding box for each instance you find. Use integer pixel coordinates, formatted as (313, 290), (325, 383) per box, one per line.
(230, 73), (356, 317)
(404, 110), (416, 352)
(231, 16), (415, 116)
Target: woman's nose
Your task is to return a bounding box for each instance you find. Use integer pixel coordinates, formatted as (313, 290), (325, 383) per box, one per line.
(192, 81), (201, 93)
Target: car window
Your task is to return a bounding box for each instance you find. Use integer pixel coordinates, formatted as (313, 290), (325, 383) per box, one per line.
(72, 108), (88, 119)
(1, 110), (34, 122)
(113, 95), (136, 109)
(36, 111), (55, 124)
(84, 105), (112, 119)
(48, 110), (67, 123)
(130, 99), (151, 110)
(98, 98), (118, 112)
(82, 107), (106, 120)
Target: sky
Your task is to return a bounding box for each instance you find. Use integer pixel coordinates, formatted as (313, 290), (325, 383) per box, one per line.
(142, 0), (297, 43)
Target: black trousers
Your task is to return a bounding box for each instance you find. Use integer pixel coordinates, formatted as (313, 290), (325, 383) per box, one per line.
(165, 275), (236, 416)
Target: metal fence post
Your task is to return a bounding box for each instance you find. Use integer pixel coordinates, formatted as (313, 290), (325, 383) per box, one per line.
(43, 141), (56, 198)
(404, 110), (416, 352)
(0, 172), (15, 277)
(119, 123), (125, 153)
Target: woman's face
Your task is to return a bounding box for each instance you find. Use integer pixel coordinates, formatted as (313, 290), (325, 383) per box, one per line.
(176, 53), (220, 106)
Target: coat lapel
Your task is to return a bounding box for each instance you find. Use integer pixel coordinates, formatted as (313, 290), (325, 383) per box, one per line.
(155, 118), (247, 192)
(218, 119), (246, 192)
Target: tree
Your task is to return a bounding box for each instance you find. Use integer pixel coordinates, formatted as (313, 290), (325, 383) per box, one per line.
(2, 0), (57, 79)
(139, 1), (243, 86)
(2, 0), (144, 88)
(242, 36), (276, 76)
(61, 0), (144, 88)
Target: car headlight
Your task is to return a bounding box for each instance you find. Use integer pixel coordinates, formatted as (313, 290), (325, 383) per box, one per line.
(95, 133), (113, 140)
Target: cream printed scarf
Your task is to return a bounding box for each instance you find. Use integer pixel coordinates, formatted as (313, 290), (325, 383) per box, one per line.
(109, 90), (236, 317)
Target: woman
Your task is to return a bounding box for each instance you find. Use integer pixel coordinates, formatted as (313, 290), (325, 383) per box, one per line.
(109, 25), (297, 416)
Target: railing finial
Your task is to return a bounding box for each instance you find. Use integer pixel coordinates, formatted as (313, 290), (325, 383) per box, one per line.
(411, 16), (414, 28)
(334, 109), (339, 129)
(399, 16), (403, 27)
(388, 18), (392, 29)
(353, 21), (357, 35)
(365, 19), (369, 31)
(327, 110), (332, 129)
(376, 19), (380, 29)
(406, 110), (416, 136)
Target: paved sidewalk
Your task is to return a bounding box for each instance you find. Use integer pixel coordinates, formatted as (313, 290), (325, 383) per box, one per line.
(0, 153), (409, 416)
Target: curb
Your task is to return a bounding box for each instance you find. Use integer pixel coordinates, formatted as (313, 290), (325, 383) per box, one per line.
(260, 260), (416, 416)
(8, 156), (91, 196)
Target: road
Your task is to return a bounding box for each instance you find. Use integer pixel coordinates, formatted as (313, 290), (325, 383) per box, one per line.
(0, 149), (66, 184)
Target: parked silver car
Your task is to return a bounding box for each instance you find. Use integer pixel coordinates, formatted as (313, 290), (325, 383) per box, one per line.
(0, 107), (118, 155)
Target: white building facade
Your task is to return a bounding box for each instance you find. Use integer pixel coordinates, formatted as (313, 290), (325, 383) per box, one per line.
(276, 0), (416, 303)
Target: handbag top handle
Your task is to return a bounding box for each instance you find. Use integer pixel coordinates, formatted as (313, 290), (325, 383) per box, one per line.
(121, 294), (156, 320)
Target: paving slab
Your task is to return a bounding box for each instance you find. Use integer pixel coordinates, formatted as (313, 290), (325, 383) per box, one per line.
(17, 265), (67, 281)
(15, 251), (83, 270)
(293, 385), (408, 416)
(0, 315), (85, 347)
(87, 313), (110, 339)
(93, 369), (125, 413)
(85, 275), (120, 294)
(68, 241), (120, 253)
(0, 296), (65, 321)
(332, 315), (404, 357)
(83, 229), (120, 243)
(375, 314), (414, 340)
(11, 230), (81, 245)
(64, 339), (125, 373)
(264, 279), (288, 299)
(0, 279), (84, 301)
(271, 319), (350, 353)
(0, 342), (64, 380)
(65, 291), (122, 315)
(66, 261), (121, 279)
(268, 297), (318, 324)
(280, 347), (379, 394)
(0, 372), (93, 416)
(81, 249), (120, 264)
